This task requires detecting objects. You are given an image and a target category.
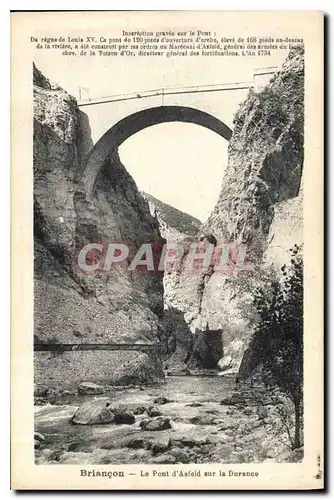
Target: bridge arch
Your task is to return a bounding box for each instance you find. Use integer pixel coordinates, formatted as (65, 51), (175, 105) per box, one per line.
(81, 105), (232, 196)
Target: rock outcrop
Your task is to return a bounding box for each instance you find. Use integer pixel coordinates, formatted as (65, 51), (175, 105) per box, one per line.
(162, 48), (304, 373)
(33, 64), (165, 388)
(142, 192), (201, 241)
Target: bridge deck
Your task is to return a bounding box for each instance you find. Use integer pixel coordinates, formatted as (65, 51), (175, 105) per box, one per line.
(77, 81), (255, 107)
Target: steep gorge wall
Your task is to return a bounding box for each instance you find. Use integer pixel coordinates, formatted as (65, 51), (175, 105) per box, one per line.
(204, 48), (304, 250)
(141, 194), (205, 372)
(33, 47), (304, 385)
(33, 64), (165, 388)
(165, 48), (304, 372)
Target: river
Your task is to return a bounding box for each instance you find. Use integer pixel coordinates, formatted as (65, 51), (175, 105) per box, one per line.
(34, 376), (300, 464)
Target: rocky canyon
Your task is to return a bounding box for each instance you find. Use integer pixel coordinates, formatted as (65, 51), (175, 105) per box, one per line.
(33, 47), (304, 388)
(33, 47), (305, 466)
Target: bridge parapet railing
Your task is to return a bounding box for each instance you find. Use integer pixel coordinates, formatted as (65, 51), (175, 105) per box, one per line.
(77, 66), (279, 107)
(77, 81), (255, 107)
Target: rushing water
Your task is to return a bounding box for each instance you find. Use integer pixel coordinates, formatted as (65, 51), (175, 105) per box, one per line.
(35, 376), (296, 464)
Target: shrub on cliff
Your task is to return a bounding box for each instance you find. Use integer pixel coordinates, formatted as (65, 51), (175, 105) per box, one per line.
(245, 244), (303, 449)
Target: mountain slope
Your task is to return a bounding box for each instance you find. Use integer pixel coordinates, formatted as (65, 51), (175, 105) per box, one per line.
(142, 191), (201, 240)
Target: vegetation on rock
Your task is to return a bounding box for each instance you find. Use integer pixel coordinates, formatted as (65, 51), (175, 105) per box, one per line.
(239, 244), (303, 449)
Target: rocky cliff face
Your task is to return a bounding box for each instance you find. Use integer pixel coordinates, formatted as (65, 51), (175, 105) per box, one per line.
(142, 192), (201, 241)
(163, 48), (304, 373)
(140, 195), (211, 373)
(204, 48), (304, 252)
(33, 64), (165, 388)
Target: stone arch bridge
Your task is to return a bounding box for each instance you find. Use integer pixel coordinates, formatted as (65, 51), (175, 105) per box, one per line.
(77, 66), (277, 196)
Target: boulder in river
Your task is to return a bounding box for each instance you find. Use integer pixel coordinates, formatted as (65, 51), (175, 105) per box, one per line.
(71, 398), (115, 425)
(151, 437), (171, 455)
(41, 448), (55, 461)
(114, 410), (135, 425)
(218, 355), (233, 371)
(140, 416), (172, 431)
(147, 406), (162, 417)
(150, 454), (176, 464)
(131, 405), (147, 415)
(125, 438), (150, 450)
(171, 436), (211, 448)
(34, 431), (45, 442)
(168, 448), (191, 463)
(34, 384), (49, 397)
(154, 396), (172, 405)
(190, 414), (218, 426)
(77, 382), (104, 395)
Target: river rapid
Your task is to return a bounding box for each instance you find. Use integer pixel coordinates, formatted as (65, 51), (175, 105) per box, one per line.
(34, 376), (302, 465)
